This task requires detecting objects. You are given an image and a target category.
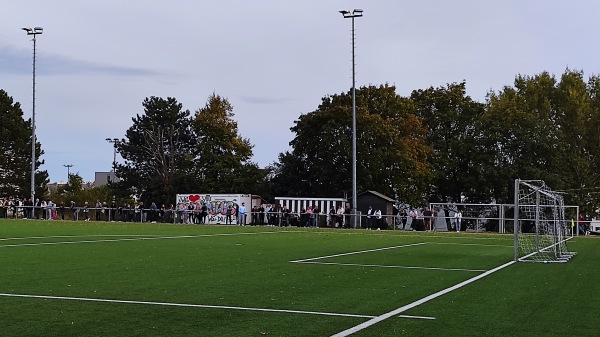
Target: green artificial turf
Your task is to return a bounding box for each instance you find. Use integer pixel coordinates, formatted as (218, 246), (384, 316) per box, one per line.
(0, 220), (597, 336)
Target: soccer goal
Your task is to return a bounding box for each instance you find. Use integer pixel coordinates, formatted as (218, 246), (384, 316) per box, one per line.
(513, 179), (576, 263)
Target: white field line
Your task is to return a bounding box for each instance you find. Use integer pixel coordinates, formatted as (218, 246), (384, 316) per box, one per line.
(0, 292), (374, 319)
(291, 242), (487, 272)
(289, 229), (514, 242)
(0, 292), (436, 321)
(296, 261), (486, 273)
(430, 242), (513, 248)
(0, 234), (164, 242)
(330, 259), (516, 337)
(0, 231), (281, 248)
(395, 314), (435, 320)
(290, 243), (428, 263)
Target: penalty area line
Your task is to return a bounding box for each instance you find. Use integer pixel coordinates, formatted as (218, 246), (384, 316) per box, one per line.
(290, 242), (428, 263)
(330, 259), (516, 337)
(295, 261), (486, 272)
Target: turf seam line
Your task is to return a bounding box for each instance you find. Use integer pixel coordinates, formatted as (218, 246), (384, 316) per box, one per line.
(0, 234), (165, 241)
(0, 231), (282, 248)
(0, 293), (375, 319)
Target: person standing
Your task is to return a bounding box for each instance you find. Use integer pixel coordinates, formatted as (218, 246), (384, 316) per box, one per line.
(258, 204), (265, 225)
(238, 202), (246, 226)
(150, 202), (158, 223)
(312, 205), (320, 228)
(95, 200), (102, 221)
(366, 206), (373, 229)
(83, 201), (90, 221)
(374, 209), (382, 230)
(281, 205), (290, 227)
(328, 207), (336, 227)
(110, 199), (117, 222)
(423, 207), (433, 231)
(336, 205), (344, 228)
(455, 209), (462, 232)
(226, 204), (234, 225)
(400, 208), (408, 230)
(409, 208), (417, 230)
(70, 201), (77, 220)
(251, 205), (258, 225)
(200, 202), (208, 224)
(59, 202), (65, 220)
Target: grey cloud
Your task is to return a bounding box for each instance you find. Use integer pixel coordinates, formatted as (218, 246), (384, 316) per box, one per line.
(239, 96), (295, 105)
(0, 47), (158, 77)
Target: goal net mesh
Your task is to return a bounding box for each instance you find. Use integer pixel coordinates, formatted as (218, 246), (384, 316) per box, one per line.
(514, 180), (575, 263)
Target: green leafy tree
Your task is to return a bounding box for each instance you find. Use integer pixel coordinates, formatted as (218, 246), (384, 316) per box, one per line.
(481, 72), (562, 203)
(116, 97), (196, 204)
(479, 69), (600, 209)
(553, 70), (600, 213)
(0, 89), (48, 198)
(583, 75), (600, 214)
(272, 84), (431, 204)
(411, 82), (486, 203)
(191, 93), (262, 194)
(64, 172), (84, 196)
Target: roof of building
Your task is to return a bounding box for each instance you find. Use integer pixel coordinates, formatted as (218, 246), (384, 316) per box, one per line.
(356, 190), (397, 203)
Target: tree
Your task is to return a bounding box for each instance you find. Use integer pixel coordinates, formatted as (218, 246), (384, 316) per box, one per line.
(411, 82), (486, 203)
(553, 70), (600, 213)
(64, 172), (84, 196)
(481, 72), (562, 203)
(582, 74), (600, 214)
(0, 89), (48, 198)
(273, 84), (431, 204)
(116, 97), (196, 204)
(191, 93), (265, 194)
(479, 69), (600, 210)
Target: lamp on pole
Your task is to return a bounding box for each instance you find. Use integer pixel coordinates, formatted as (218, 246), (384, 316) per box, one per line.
(63, 164), (74, 181)
(22, 26), (43, 203)
(105, 138), (119, 172)
(339, 9), (362, 226)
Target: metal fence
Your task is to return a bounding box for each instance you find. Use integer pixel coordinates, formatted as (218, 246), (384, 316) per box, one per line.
(0, 204), (591, 235)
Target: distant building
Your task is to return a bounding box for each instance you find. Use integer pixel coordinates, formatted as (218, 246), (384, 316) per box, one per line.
(353, 190), (397, 229)
(94, 171), (119, 187)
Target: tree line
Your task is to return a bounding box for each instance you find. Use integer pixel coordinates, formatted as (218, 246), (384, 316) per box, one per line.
(1, 69), (599, 215)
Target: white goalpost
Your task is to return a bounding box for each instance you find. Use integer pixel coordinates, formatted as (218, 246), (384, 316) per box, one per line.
(513, 179), (576, 263)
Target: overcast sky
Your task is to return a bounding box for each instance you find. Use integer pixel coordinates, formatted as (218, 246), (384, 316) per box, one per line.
(2, 0), (599, 183)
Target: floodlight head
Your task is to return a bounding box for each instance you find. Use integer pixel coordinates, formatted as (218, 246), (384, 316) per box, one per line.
(340, 9), (363, 18)
(22, 27), (42, 35)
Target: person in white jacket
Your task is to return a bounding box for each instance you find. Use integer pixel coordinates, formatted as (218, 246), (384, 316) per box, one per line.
(374, 209), (382, 230)
(454, 209), (462, 232)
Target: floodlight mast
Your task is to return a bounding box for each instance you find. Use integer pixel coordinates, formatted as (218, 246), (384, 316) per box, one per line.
(63, 164), (74, 181)
(339, 9), (362, 227)
(22, 26), (43, 203)
(106, 138), (120, 172)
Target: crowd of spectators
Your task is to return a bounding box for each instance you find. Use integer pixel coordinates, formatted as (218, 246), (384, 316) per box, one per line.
(2, 197), (593, 234)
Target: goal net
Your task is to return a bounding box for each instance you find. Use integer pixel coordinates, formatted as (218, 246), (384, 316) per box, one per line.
(513, 179), (576, 263)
